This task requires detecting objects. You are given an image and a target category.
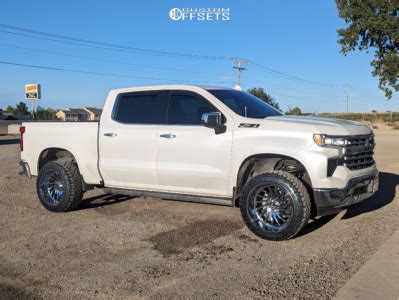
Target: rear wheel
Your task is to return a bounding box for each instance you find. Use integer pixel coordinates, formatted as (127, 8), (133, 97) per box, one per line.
(37, 160), (83, 212)
(240, 171), (311, 240)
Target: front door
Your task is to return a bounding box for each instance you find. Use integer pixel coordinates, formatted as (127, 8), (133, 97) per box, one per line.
(157, 90), (233, 197)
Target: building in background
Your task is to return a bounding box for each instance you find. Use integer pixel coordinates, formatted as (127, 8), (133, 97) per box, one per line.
(84, 107), (102, 121)
(56, 107), (102, 121)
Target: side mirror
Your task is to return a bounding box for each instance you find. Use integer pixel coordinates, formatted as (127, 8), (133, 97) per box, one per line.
(201, 112), (222, 128)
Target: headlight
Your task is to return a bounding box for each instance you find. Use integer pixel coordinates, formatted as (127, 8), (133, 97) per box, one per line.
(313, 134), (346, 147)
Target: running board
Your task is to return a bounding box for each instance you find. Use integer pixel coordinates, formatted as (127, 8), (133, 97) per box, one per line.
(104, 187), (234, 207)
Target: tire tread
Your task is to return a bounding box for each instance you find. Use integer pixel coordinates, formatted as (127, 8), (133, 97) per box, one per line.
(37, 160), (83, 212)
(239, 171), (311, 241)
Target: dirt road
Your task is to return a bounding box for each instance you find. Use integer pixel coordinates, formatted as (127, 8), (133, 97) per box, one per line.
(0, 132), (398, 298)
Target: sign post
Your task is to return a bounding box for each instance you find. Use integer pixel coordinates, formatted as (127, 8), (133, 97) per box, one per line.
(25, 84), (41, 119)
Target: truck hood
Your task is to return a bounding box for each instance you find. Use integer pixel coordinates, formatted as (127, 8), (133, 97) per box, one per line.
(265, 115), (372, 136)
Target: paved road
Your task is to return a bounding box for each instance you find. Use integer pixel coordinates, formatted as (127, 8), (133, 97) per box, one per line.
(336, 229), (399, 300)
(0, 132), (398, 298)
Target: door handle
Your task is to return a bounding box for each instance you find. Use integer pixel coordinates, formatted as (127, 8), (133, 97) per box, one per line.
(104, 132), (117, 137)
(160, 133), (176, 139)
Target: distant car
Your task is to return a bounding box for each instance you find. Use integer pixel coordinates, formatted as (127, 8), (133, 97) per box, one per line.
(19, 85), (379, 240)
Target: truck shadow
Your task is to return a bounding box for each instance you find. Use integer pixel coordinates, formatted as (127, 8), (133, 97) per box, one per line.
(79, 193), (136, 210)
(341, 171), (398, 219)
(298, 214), (338, 237)
(298, 171), (398, 237)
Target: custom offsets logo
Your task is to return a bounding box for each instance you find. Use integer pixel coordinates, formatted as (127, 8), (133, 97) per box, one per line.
(169, 8), (230, 21)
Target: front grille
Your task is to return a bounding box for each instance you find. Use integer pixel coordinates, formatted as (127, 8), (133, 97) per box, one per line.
(343, 135), (375, 170)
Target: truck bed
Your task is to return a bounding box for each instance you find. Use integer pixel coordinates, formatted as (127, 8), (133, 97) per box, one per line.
(20, 122), (102, 184)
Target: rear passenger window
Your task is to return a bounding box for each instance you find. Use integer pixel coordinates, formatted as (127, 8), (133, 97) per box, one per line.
(167, 92), (216, 125)
(114, 92), (167, 124)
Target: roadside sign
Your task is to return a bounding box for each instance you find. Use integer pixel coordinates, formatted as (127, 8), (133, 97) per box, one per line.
(25, 84), (41, 100)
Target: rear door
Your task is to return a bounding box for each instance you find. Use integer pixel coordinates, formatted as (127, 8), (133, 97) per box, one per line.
(99, 90), (168, 190)
(156, 90), (234, 197)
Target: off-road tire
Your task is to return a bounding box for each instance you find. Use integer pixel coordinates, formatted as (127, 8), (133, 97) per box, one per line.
(240, 171), (311, 241)
(37, 160), (83, 212)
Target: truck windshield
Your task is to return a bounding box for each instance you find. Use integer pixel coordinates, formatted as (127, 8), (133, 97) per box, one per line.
(207, 89), (283, 118)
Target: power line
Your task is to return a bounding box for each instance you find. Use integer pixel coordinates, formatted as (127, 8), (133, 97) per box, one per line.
(247, 60), (343, 88)
(349, 85), (395, 101)
(0, 24), (237, 61)
(2, 23), (395, 102)
(0, 60), (232, 85)
(0, 42), (232, 77)
(241, 83), (328, 103)
(244, 76), (343, 99)
(0, 23), (347, 87)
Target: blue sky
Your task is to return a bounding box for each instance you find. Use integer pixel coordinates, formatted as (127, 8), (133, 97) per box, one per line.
(0, 0), (397, 113)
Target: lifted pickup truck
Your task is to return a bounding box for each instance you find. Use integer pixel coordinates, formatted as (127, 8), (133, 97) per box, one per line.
(19, 85), (379, 240)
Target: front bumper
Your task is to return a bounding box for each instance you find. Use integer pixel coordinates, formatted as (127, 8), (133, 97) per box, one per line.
(313, 170), (379, 216)
(19, 160), (31, 178)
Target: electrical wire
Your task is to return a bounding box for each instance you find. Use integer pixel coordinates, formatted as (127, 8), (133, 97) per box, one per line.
(248, 60), (343, 88)
(0, 42), (232, 77)
(0, 24), (237, 61)
(0, 60), (232, 85)
(241, 83), (329, 103)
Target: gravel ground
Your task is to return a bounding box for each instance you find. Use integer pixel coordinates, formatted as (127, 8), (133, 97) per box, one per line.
(0, 132), (398, 299)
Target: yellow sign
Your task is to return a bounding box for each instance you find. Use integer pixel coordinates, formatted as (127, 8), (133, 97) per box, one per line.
(25, 84), (41, 99)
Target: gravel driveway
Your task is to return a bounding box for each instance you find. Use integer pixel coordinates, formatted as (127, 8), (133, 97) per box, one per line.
(0, 132), (398, 298)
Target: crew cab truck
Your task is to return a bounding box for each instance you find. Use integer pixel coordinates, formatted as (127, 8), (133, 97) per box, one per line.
(19, 85), (379, 240)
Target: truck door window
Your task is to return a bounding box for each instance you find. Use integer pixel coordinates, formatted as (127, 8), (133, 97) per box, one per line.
(113, 92), (168, 124)
(167, 92), (217, 125)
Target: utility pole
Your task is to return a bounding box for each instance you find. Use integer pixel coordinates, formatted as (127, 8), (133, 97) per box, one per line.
(233, 59), (247, 88)
(345, 83), (349, 113)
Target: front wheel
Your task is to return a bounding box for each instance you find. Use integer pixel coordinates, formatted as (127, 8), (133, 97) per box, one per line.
(240, 171), (311, 241)
(37, 160), (83, 212)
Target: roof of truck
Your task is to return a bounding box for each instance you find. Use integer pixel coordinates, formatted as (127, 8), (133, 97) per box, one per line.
(110, 84), (236, 94)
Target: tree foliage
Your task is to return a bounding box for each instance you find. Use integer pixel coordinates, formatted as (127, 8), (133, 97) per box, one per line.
(286, 107), (302, 115)
(6, 105), (14, 113)
(336, 0), (399, 99)
(35, 106), (58, 120)
(247, 87), (281, 110)
(14, 102), (30, 116)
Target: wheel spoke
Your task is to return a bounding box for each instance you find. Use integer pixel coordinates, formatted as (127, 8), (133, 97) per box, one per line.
(247, 182), (294, 234)
(39, 170), (65, 206)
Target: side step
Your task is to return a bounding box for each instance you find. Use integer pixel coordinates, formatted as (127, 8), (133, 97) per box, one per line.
(104, 187), (234, 207)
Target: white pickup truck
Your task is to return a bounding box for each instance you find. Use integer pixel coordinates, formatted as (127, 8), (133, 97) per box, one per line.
(19, 85), (379, 240)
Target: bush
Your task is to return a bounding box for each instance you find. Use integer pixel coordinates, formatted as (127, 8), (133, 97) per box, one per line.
(319, 112), (399, 123)
(286, 107), (302, 115)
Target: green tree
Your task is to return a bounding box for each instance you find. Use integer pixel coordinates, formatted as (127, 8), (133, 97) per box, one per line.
(286, 107), (302, 115)
(247, 87), (281, 110)
(35, 106), (58, 120)
(6, 105), (14, 114)
(336, 0), (399, 99)
(14, 102), (30, 116)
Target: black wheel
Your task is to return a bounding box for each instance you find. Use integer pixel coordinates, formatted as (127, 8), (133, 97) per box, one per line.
(37, 160), (83, 212)
(239, 171), (311, 241)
